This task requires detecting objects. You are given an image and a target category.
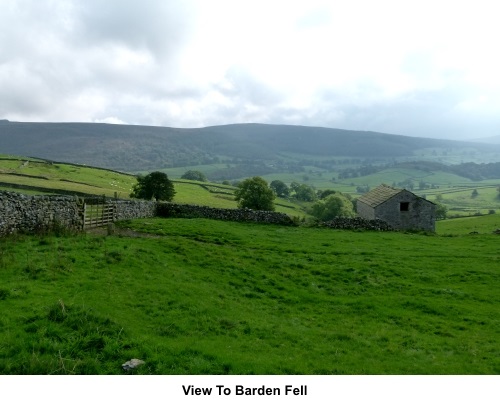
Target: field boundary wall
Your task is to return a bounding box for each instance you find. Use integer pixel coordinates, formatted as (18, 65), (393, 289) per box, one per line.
(156, 202), (295, 225)
(0, 191), (156, 237)
(0, 192), (293, 236)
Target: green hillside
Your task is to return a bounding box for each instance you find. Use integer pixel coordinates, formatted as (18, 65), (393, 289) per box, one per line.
(0, 155), (136, 197)
(2, 120), (500, 173)
(0, 155), (307, 218)
(1, 217), (498, 374)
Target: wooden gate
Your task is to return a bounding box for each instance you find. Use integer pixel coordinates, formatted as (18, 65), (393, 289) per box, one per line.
(83, 197), (115, 229)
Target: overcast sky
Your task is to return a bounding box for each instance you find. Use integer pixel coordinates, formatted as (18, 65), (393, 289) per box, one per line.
(1, 0), (499, 140)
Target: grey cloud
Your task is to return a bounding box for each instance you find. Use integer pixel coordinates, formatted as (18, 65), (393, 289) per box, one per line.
(221, 67), (285, 105)
(0, 0), (197, 120)
(1, 1), (498, 141)
(73, 0), (193, 58)
(295, 6), (332, 30)
(314, 88), (500, 139)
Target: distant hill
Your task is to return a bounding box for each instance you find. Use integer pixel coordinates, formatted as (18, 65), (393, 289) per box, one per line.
(1, 120), (500, 172)
(473, 135), (500, 144)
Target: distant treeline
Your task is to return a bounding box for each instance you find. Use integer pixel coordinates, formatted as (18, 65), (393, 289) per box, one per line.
(450, 162), (500, 181)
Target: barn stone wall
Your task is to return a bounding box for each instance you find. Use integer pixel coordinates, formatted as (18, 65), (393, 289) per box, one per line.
(373, 190), (435, 231)
(356, 200), (376, 220)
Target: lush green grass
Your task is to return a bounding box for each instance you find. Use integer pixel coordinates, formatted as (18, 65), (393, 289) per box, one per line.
(1, 218), (499, 374)
(171, 180), (237, 209)
(437, 213), (500, 235)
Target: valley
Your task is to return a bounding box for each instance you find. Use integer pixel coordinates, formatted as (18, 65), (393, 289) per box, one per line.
(1, 122), (499, 376)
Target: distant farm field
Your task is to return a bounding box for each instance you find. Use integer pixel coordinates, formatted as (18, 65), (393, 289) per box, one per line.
(0, 155), (308, 218)
(0, 156), (136, 197)
(1, 217), (499, 374)
(436, 213), (500, 235)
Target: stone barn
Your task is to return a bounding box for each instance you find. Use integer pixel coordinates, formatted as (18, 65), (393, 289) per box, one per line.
(357, 184), (436, 231)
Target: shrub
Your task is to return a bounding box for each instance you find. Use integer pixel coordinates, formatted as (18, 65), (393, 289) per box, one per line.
(181, 170), (207, 182)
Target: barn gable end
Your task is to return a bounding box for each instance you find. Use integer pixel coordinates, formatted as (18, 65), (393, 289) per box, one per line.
(357, 184), (436, 231)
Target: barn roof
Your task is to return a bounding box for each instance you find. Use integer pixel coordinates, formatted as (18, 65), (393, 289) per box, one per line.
(357, 184), (405, 208)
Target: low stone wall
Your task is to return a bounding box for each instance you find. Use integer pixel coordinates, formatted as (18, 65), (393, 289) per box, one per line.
(0, 191), (82, 237)
(321, 217), (394, 231)
(114, 200), (156, 221)
(156, 202), (295, 226)
(0, 191), (295, 237)
(0, 192), (159, 237)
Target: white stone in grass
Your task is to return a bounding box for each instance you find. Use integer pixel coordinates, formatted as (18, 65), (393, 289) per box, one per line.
(122, 359), (145, 371)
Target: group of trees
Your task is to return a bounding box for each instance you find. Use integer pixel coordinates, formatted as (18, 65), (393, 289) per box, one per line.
(180, 170), (207, 182)
(130, 172), (355, 220)
(130, 171), (460, 224)
(269, 180), (317, 202)
(309, 193), (355, 221)
(236, 177), (355, 220)
(133, 172), (465, 223)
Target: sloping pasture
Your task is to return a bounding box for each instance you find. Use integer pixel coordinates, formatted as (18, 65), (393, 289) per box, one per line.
(0, 218), (498, 374)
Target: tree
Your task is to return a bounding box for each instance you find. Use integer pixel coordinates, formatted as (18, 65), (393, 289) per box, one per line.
(181, 170), (207, 182)
(270, 180), (290, 198)
(234, 177), (275, 211)
(355, 185), (370, 194)
(471, 189), (479, 198)
(290, 182), (317, 202)
(130, 171), (176, 201)
(309, 194), (355, 221)
(435, 202), (448, 220)
(318, 189), (337, 199)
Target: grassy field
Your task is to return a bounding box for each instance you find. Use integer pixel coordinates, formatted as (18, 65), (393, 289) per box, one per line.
(425, 185), (500, 216)
(436, 213), (500, 235)
(1, 216), (499, 375)
(0, 155), (136, 197)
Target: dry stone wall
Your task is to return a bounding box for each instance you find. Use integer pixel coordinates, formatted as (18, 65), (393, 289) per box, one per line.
(1, 191), (406, 237)
(0, 192), (295, 237)
(0, 192), (158, 237)
(156, 202), (295, 226)
(114, 200), (156, 221)
(321, 217), (394, 231)
(0, 191), (82, 237)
